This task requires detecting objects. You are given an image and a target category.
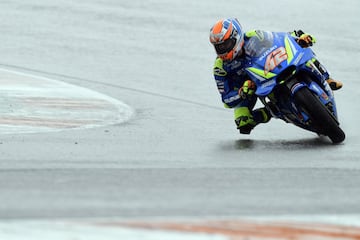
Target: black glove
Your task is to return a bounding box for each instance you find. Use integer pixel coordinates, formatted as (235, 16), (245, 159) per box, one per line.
(293, 30), (305, 37)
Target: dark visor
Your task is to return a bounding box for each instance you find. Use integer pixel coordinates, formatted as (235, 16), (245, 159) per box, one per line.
(214, 38), (236, 55)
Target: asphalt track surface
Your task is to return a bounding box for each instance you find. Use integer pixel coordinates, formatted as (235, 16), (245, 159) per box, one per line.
(1, 0), (360, 239)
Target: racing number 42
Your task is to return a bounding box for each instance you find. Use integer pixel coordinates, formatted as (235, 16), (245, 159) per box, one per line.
(264, 47), (288, 75)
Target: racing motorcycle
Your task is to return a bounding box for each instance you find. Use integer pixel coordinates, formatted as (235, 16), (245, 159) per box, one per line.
(244, 30), (345, 143)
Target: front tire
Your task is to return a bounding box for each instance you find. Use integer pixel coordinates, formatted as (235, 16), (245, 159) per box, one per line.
(294, 87), (345, 144)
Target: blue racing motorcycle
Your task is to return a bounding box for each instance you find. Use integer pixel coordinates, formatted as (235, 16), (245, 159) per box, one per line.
(244, 30), (345, 143)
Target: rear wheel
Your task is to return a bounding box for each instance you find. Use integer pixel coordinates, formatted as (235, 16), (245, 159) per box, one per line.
(294, 87), (345, 143)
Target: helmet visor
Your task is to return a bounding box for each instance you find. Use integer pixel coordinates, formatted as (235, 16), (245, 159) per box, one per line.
(214, 38), (236, 55)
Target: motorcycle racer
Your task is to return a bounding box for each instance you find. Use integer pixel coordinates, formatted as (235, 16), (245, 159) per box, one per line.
(209, 18), (343, 134)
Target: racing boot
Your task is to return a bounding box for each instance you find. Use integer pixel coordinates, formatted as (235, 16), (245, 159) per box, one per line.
(235, 107), (271, 134)
(253, 107), (272, 124)
(326, 78), (343, 90)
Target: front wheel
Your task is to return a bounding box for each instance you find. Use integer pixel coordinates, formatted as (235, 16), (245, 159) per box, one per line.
(294, 87), (345, 144)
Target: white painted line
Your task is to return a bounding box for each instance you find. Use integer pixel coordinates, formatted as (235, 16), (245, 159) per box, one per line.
(0, 221), (226, 240)
(0, 68), (133, 134)
(1, 216), (360, 240)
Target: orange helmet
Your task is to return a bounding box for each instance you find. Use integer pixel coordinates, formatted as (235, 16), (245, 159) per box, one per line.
(209, 18), (245, 61)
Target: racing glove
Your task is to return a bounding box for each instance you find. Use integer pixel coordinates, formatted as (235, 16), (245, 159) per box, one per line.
(238, 80), (256, 99)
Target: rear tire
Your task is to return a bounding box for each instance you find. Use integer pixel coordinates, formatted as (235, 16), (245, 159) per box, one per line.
(294, 87), (345, 144)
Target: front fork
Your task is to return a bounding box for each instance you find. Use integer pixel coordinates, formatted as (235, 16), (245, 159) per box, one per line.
(285, 75), (338, 122)
(305, 58), (334, 96)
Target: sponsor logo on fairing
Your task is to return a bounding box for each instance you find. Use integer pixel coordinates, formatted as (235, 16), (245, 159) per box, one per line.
(259, 45), (278, 61)
(261, 79), (276, 88)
